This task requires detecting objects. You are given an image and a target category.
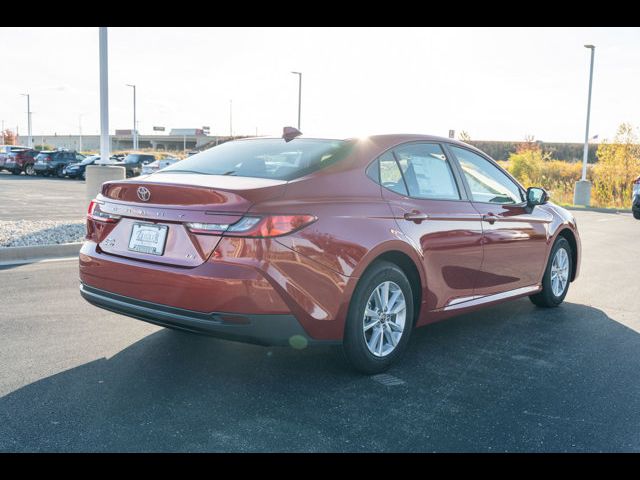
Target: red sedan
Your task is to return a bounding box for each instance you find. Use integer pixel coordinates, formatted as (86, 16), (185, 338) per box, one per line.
(79, 133), (580, 373)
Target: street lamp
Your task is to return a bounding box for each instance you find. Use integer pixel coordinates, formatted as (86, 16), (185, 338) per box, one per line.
(291, 71), (302, 130)
(78, 112), (89, 152)
(126, 84), (138, 150)
(20, 93), (32, 148)
(574, 44), (596, 207)
(229, 99), (233, 138)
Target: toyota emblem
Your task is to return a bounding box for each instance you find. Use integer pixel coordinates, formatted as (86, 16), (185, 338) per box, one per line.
(137, 186), (151, 202)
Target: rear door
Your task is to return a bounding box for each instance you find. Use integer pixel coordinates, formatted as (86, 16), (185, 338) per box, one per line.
(377, 142), (484, 311)
(446, 145), (551, 296)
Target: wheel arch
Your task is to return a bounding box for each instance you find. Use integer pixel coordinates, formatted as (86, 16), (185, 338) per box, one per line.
(555, 227), (578, 282)
(352, 247), (424, 326)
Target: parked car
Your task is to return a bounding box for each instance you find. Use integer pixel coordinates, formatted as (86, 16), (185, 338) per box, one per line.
(63, 155), (120, 179)
(115, 153), (156, 178)
(141, 157), (180, 175)
(633, 175), (640, 219)
(1, 146), (39, 175)
(79, 134), (581, 373)
(34, 150), (86, 178)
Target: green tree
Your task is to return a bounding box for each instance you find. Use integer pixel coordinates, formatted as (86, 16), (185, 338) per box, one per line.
(593, 123), (640, 207)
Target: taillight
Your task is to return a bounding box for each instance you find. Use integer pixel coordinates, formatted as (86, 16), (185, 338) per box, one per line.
(87, 200), (121, 223)
(186, 214), (316, 238)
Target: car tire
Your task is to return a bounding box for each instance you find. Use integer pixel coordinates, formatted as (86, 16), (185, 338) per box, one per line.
(529, 237), (572, 308)
(342, 261), (414, 374)
(633, 210), (640, 220)
(81, 171), (86, 180)
(11, 169), (20, 175)
(42, 172), (49, 177)
(56, 165), (66, 178)
(25, 164), (35, 176)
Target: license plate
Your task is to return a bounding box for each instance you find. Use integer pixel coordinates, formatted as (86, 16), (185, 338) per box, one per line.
(128, 223), (168, 256)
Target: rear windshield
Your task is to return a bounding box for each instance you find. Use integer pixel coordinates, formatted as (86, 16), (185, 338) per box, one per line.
(159, 138), (353, 180)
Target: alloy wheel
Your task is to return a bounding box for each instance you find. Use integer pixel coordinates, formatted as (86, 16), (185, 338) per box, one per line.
(551, 247), (570, 297)
(362, 281), (407, 357)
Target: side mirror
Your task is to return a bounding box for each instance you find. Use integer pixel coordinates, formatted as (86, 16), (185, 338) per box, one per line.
(526, 187), (549, 208)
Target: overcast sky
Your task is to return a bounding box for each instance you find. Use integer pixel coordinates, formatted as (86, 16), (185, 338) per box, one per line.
(1, 27), (639, 142)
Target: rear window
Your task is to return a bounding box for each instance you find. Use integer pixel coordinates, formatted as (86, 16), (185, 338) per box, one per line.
(159, 138), (353, 180)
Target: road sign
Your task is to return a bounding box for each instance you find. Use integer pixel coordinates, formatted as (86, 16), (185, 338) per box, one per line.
(449, 129), (455, 139)
(153, 126), (165, 132)
(202, 126), (210, 135)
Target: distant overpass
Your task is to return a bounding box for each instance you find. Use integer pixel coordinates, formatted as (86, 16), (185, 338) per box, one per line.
(16, 133), (237, 152)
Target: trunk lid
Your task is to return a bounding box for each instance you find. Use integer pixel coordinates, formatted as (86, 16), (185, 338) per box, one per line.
(94, 174), (287, 267)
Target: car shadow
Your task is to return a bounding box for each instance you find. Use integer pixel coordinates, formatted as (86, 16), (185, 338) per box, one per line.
(1, 300), (639, 452)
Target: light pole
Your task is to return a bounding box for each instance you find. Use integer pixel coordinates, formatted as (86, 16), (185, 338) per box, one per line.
(126, 84), (137, 150)
(291, 71), (302, 130)
(78, 113), (88, 152)
(99, 27), (110, 164)
(20, 93), (32, 147)
(229, 99), (233, 138)
(574, 44), (595, 207)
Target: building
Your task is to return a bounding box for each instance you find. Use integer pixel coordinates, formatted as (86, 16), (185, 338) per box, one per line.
(17, 133), (231, 152)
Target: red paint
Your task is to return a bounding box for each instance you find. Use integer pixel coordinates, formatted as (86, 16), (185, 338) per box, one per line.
(80, 134), (581, 342)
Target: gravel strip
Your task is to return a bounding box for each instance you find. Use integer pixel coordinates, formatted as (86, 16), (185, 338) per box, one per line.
(0, 220), (85, 247)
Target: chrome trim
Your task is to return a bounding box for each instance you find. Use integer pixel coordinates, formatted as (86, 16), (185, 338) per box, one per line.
(444, 285), (540, 311)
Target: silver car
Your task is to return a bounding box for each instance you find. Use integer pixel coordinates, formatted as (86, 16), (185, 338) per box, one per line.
(141, 157), (180, 176)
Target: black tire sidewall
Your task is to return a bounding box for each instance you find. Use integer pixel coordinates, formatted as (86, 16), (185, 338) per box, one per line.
(343, 261), (414, 373)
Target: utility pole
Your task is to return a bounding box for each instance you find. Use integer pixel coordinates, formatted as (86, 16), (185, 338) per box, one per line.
(229, 99), (233, 138)
(20, 93), (32, 147)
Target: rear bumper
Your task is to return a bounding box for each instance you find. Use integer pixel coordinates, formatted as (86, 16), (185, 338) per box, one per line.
(34, 164), (55, 172)
(79, 239), (351, 342)
(80, 283), (331, 346)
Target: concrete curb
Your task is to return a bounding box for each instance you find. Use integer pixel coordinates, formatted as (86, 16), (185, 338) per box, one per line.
(0, 242), (82, 265)
(563, 205), (632, 214)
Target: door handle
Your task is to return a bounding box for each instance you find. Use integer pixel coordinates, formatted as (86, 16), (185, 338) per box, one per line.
(404, 211), (429, 223)
(482, 213), (498, 224)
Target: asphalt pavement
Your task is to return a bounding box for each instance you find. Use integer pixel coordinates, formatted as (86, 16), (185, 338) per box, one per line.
(1, 209), (639, 452)
(0, 172), (87, 221)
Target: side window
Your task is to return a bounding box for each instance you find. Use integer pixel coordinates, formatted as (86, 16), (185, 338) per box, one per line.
(449, 146), (523, 204)
(392, 143), (460, 200)
(379, 151), (408, 196)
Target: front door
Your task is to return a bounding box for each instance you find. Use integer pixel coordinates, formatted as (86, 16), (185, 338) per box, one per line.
(377, 143), (484, 311)
(447, 145), (551, 297)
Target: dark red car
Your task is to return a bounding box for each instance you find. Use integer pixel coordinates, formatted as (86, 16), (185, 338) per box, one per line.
(0, 146), (39, 175)
(79, 134), (581, 373)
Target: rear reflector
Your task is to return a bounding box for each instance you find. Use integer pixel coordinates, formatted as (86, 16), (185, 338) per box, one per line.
(186, 214), (316, 238)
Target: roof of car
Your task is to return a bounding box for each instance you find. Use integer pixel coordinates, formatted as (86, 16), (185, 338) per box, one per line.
(232, 133), (484, 156)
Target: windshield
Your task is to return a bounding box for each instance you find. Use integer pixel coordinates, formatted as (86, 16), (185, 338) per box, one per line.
(159, 138), (353, 180)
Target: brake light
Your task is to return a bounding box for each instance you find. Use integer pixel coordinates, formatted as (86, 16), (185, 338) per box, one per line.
(87, 200), (121, 223)
(186, 214), (316, 238)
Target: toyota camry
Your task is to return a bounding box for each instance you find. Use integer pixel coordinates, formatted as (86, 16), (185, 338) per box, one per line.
(79, 132), (581, 373)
